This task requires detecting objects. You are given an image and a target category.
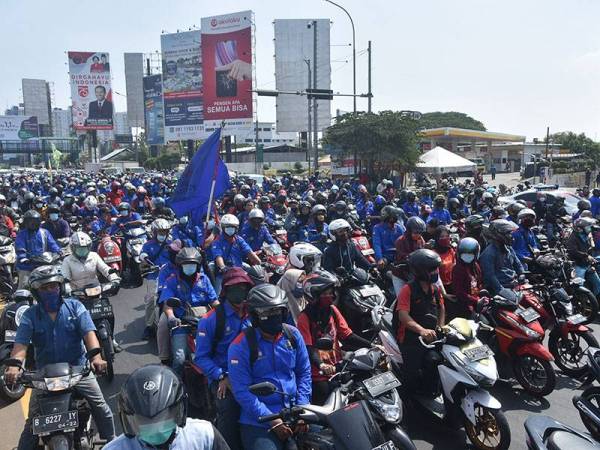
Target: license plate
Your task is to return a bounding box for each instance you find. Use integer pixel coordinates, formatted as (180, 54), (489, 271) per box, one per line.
(462, 345), (494, 362)
(4, 330), (16, 343)
(129, 238), (144, 245)
(362, 248), (375, 255)
(89, 303), (113, 319)
(32, 410), (78, 436)
(103, 256), (120, 263)
(372, 441), (396, 450)
(518, 307), (540, 323)
(275, 229), (286, 235)
(363, 371), (401, 397)
(360, 285), (380, 297)
(568, 313), (587, 325)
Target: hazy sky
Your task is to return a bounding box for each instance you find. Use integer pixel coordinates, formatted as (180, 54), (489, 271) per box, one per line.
(2, 0), (600, 140)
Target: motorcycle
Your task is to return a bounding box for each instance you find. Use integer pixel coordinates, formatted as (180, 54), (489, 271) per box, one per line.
(71, 281), (119, 382)
(477, 289), (556, 397)
(261, 242), (288, 285)
(575, 347), (600, 440)
(524, 414), (600, 450)
(95, 234), (123, 275)
(0, 289), (34, 402)
(0, 235), (16, 299)
(270, 215), (290, 251)
(115, 226), (147, 287)
(351, 229), (376, 264)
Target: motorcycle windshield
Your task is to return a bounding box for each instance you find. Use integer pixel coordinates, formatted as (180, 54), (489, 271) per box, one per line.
(326, 401), (385, 449)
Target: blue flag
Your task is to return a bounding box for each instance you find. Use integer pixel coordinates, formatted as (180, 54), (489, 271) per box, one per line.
(170, 128), (230, 223)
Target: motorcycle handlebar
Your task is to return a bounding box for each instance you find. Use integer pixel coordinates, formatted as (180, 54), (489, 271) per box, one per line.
(259, 412), (282, 423)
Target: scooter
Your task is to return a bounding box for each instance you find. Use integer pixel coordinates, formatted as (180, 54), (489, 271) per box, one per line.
(95, 234), (123, 275)
(0, 235), (16, 299)
(524, 414), (600, 449)
(351, 229), (376, 264)
(575, 347), (600, 440)
(115, 226), (147, 287)
(477, 289), (556, 397)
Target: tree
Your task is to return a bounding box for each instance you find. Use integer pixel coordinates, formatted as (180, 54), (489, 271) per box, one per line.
(323, 111), (422, 175)
(550, 131), (600, 166)
(419, 111), (486, 131)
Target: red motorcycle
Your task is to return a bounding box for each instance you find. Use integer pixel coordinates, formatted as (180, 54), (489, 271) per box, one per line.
(476, 289), (556, 397)
(261, 242), (288, 284)
(351, 229), (375, 264)
(96, 234), (123, 274)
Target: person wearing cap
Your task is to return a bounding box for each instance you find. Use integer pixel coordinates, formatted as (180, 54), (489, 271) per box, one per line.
(195, 267), (253, 450)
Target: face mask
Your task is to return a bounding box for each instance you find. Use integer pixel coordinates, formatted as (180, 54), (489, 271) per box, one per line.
(75, 247), (90, 258)
(35, 203), (43, 209)
(257, 313), (284, 335)
(182, 264), (197, 276)
(49, 213), (59, 221)
(138, 419), (177, 447)
(438, 237), (451, 248)
(227, 285), (250, 305)
(224, 227), (236, 237)
(156, 234), (167, 242)
(179, 216), (188, 225)
(318, 294), (335, 308)
(38, 287), (61, 313)
(461, 253), (475, 264)
(585, 226), (593, 234)
(120, 210), (128, 217)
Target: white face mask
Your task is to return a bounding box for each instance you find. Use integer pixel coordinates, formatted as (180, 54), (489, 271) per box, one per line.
(182, 264), (197, 276)
(461, 253), (475, 264)
(224, 227), (236, 237)
(119, 210), (128, 217)
(157, 234), (167, 242)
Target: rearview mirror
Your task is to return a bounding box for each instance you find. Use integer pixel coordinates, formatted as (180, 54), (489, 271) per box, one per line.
(166, 297), (182, 309)
(249, 381), (277, 396)
(478, 289), (489, 298)
(422, 313), (438, 329)
(315, 337), (334, 351)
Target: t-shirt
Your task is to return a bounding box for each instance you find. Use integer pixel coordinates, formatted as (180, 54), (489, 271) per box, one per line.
(436, 248), (456, 287)
(395, 283), (444, 344)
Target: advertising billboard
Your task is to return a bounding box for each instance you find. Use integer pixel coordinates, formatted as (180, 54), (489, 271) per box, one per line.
(68, 52), (114, 130)
(201, 10), (253, 134)
(274, 19), (331, 132)
(124, 53), (145, 128)
(160, 30), (204, 141)
(0, 116), (39, 141)
(143, 74), (165, 145)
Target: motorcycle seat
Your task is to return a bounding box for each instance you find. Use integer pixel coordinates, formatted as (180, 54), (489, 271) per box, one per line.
(547, 431), (600, 450)
(301, 389), (344, 422)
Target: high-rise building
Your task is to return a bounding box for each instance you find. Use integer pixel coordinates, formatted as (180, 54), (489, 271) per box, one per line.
(22, 79), (52, 136)
(234, 122), (298, 146)
(124, 53), (145, 129)
(114, 112), (130, 136)
(4, 104), (24, 116)
(51, 107), (72, 138)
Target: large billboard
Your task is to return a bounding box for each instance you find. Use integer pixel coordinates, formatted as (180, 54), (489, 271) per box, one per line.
(201, 10), (253, 134)
(160, 30), (204, 141)
(143, 74), (165, 145)
(274, 19), (331, 132)
(0, 116), (39, 141)
(124, 53), (145, 129)
(68, 52), (113, 130)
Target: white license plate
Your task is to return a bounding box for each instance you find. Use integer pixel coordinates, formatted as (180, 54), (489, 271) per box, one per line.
(363, 371), (401, 397)
(567, 313), (586, 325)
(32, 410), (78, 436)
(103, 256), (120, 263)
(362, 248), (375, 255)
(462, 345), (494, 361)
(372, 441), (396, 450)
(360, 285), (380, 297)
(4, 330), (16, 343)
(275, 229), (286, 235)
(129, 238), (144, 245)
(518, 307), (541, 323)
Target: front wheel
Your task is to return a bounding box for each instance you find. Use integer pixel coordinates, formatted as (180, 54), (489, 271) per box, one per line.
(100, 337), (115, 382)
(513, 354), (556, 397)
(572, 289), (599, 324)
(385, 425), (417, 450)
(549, 329), (599, 377)
(464, 406), (511, 450)
(579, 387), (600, 440)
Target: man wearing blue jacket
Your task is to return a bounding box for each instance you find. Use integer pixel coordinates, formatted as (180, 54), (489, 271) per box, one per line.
(16, 210), (60, 288)
(373, 206), (405, 270)
(228, 284), (311, 450)
(240, 208), (276, 252)
(428, 195), (453, 225)
(512, 208), (539, 264)
(195, 268), (254, 450)
(171, 215), (205, 248)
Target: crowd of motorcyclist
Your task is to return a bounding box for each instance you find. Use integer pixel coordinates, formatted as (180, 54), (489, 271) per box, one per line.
(1, 168), (599, 450)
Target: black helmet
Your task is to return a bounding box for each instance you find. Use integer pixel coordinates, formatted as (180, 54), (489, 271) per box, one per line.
(578, 199), (592, 211)
(457, 237), (481, 260)
(381, 205), (400, 221)
(23, 209), (42, 231)
(408, 249), (441, 281)
(118, 202), (131, 212)
(491, 206), (507, 220)
(465, 214), (485, 232)
(118, 365), (186, 441)
(334, 200), (347, 213)
(302, 269), (339, 302)
(24, 192), (35, 202)
(258, 196), (270, 207)
(488, 219), (518, 245)
(434, 195), (445, 207)
(175, 247), (202, 266)
(311, 204), (327, 216)
(507, 202), (525, 217)
(406, 216), (426, 234)
(448, 198), (460, 209)
(594, 189), (600, 197)
(242, 263), (268, 286)
(406, 191), (416, 202)
(247, 284), (288, 314)
(47, 203), (60, 214)
(28, 265), (64, 295)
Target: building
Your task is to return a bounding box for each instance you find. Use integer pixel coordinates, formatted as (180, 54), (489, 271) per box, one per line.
(22, 79), (52, 136)
(4, 104), (24, 116)
(123, 53), (145, 129)
(51, 107), (72, 138)
(114, 112), (130, 136)
(233, 122), (298, 146)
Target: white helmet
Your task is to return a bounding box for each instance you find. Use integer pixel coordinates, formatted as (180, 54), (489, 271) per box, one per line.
(151, 218), (171, 234)
(248, 208), (265, 221)
(221, 214), (240, 228)
(70, 231), (92, 248)
(517, 208), (536, 221)
(329, 218), (351, 241)
(289, 242), (322, 270)
(330, 184), (339, 193)
(0, 194), (6, 202)
(84, 196), (97, 209)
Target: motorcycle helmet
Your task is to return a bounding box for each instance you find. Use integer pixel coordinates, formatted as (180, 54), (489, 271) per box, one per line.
(221, 214), (239, 237)
(152, 197), (165, 209)
(247, 284), (288, 318)
(465, 214), (485, 233)
(70, 231), (93, 259)
(23, 192), (35, 202)
(234, 194), (246, 207)
(151, 218), (171, 242)
(330, 185), (339, 194)
(118, 364), (186, 446)
(408, 249), (441, 282)
(136, 186), (147, 196)
(434, 195), (445, 208)
(289, 242), (322, 271)
(23, 209), (41, 231)
(488, 219), (518, 245)
(311, 204), (327, 217)
(175, 247), (202, 277)
(34, 197), (45, 209)
(84, 196), (97, 210)
(507, 202), (526, 218)
(28, 265), (65, 302)
(334, 200), (347, 214)
(517, 208), (536, 223)
(491, 206), (507, 220)
(578, 199), (592, 211)
(381, 205), (401, 222)
(457, 237), (480, 264)
(118, 202), (131, 217)
(405, 216), (426, 234)
(302, 269), (339, 303)
(575, 217), (597, 234)
(329, 218), (351, 241)
(448, 198), (460, 209)
(240, 264), (268, 286)
(406, 191), (416, 202)
(258, 196), (270, 208)
(248, 208), (265, 225)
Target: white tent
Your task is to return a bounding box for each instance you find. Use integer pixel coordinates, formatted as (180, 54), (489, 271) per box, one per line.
(416, 146), (476, 174)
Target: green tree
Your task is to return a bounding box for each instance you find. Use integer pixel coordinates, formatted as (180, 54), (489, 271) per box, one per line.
(323, 111), (422, 175)
(550, 131), (600, 166)
(419, 111), (486, 131)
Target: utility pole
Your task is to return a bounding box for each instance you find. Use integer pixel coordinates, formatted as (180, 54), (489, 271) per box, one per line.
(312, 20), (318, 174)
(545, 126), (550, 160)
(305, 59), (312, 175)
(368, 41), (372, 113)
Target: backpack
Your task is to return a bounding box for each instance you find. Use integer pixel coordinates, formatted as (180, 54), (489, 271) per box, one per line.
(211, 303), (227, 357)
(243, 324), (297, 367)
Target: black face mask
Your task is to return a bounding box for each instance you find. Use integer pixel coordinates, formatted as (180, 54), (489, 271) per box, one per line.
(257, 313), (284, 335)
(227, 285), (250, 305)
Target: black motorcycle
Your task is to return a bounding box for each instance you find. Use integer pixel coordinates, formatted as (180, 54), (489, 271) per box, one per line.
(574, 347), (600, 440)
(524, 414), (600, 450)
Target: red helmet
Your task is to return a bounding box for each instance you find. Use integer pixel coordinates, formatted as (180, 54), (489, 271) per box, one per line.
(111, 181), (121, 190)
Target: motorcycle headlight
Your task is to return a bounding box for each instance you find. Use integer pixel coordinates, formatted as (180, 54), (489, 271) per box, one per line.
(572, 277), (585, 286)
(44, 375), (71, 392)
(520, 323), (542, 339)
(369, 398), (401, 423)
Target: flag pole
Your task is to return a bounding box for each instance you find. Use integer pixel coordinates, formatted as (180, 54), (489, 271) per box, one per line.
(205, 124), (225, 224)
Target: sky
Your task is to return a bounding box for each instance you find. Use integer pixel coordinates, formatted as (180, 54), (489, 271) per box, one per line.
(2, 0), (600, 141)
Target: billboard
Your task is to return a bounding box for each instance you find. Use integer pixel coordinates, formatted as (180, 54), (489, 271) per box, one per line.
(143, 74), (165, 145)
(274, 19), (331, 132)
(161, 30), (204, 141)
(201, 10), (253, 134)
(124, 53), (145, 128)
(0, 116), (39, 141)
(68, 52), (113, 130)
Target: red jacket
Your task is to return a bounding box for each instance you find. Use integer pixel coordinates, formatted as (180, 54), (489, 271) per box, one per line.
(393, 234), (424, 278)
(107, 190), (123, 206)
(451, 260), (482, 311)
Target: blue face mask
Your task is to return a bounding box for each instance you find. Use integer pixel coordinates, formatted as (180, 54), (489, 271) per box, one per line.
(157, 234), (166, 242)
(138, 419), (177, 446)
(49, 213), (59, 221)
(38, 287), (61, 313)
(182, 264), (197, 276)
(120, 210), (128, 217)
(179, 216), (189, 225)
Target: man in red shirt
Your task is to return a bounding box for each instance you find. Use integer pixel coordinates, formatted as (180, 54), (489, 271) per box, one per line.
(393, 217), (426, 293)
(107, 181), (124, 207)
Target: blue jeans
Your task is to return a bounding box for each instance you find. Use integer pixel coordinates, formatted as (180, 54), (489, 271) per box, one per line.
(575, 265), (600, 296)
(240, 424), (286, 450)
(171, 331), (189, 375)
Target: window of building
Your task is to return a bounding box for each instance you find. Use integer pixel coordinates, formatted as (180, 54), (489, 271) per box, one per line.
(245, 139), (253, 143)
(264, 139), (271, 142)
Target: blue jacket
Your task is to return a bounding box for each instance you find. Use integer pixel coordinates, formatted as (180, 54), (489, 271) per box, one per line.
(194, 302), (252, 383)
(512, 225), (538, 262)
(356, 198), (374, 221)
(42, 219), (71, 240)
(401, 202), (420, 218)
(158, 272), (217, 315)
(480, 242), (524, 295)
(90, 218), (112, 235)
(428, 208), (452, 225)
(109, 212), (142, 235)
(372, 222), (405, 261)
(591, 195), (600, 217)
(211, 235), (253, 267)
(172, 223), (204, 248)
(306, 223), (329, 251)
(141, 239), (172, 280)
(228, 326), (312, 428)
(15, 228), (61, 271)
(157, 260), (177, 291)
(260, 207), (276, 226)
(239, 223), (275, 252)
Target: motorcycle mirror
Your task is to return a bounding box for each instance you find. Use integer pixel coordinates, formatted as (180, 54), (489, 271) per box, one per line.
(479, 289), (489, 298)
(166, 297), (182, 309)
(249, 381), (277, 396)
(422, 314), (438, 329)
(315, 337), (334, 351)
(4, 358), (23, 368)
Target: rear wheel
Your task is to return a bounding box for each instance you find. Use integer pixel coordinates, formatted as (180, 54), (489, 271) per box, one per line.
(464, 406), (511, 450)
(549, 329), (598, 377)
(579, 387), (600, 440)
(572, 290), (599, 324)
(100, 337), (114, 382)
(513, 354), (556, 397)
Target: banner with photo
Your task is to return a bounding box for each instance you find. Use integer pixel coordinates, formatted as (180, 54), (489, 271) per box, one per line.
(68, 52), (113, 130)
(0, 116), (39, 141)
(160, 30), (204, 141)
(201, 10), (253, 134)
(143, 74), (165, 145)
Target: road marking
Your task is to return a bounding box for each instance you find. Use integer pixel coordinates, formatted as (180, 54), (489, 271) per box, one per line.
(20, 389), (30, 418)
